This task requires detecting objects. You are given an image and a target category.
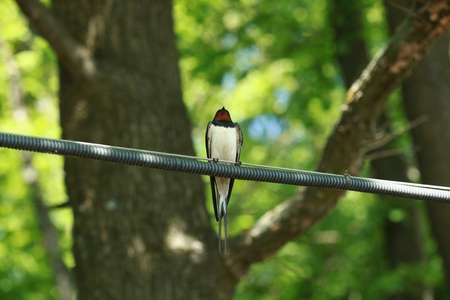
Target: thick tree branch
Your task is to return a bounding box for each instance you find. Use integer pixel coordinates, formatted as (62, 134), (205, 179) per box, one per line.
(15, 0), (96, 80)
(228, 0), (450, 278)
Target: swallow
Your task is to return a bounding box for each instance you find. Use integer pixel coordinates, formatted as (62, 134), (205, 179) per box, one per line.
(205, 107), (243, 254)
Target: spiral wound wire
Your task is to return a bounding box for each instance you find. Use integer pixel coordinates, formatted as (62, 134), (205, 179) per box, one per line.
(1, 131), (450, 203)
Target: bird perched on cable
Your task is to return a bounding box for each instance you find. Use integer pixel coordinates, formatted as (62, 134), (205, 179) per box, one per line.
(205, 107), (243, 254)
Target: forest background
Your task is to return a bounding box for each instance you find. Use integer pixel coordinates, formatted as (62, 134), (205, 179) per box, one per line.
(0, 0), (449, 299)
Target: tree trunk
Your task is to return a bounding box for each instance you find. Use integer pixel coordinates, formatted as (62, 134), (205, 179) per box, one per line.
(50, 1), (235, 299)
(385, 0), (450, 291)
(402, 33), (450, 291)
(329, 4), (426, 298)
(327, 0), (369, 88)
(330, 1), (430, 298)
(369, 130), (430, 299)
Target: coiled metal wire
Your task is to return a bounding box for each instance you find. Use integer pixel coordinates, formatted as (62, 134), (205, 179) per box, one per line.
(1, 131), (449, 203)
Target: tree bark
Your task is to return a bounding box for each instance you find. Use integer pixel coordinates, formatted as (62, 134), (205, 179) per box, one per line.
(385, 0), (450, 292)
(370, 130), (430, 299)
(228, 0), (450, 278)
(17, 0), (236, 299)
(403, 32), (450, 294)
(329, 1), (430, 298)
(328, 0), (369, 88)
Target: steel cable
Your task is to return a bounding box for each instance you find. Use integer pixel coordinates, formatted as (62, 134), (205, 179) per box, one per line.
(1, 131), (450, 203)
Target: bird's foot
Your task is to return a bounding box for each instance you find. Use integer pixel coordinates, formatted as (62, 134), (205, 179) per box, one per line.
(212, 158), (219, 163)
(235, 161), (242, 167)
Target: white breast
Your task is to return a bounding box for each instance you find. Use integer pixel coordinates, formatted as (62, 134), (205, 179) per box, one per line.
(210, 125), (237, 162)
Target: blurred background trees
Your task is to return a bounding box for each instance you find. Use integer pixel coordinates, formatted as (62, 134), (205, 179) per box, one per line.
(0, 0), (449, 299)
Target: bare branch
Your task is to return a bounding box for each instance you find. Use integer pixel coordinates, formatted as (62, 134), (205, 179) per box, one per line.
(365, 114), (428, 152)
(15, 0), (96, 80)
(365, 146), (420, 161)
(228, 0), (450, 278)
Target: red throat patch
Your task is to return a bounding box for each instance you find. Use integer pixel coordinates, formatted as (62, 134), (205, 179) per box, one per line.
(213, 107), (232, 122)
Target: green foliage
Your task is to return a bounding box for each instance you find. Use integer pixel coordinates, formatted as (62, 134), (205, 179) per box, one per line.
(176, 0), (448, 298)
(0, 1), (71, 299)
(0, 0), (447, 299)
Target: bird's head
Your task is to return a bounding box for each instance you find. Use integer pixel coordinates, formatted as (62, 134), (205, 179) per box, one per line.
(213, 107), (232, 122)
